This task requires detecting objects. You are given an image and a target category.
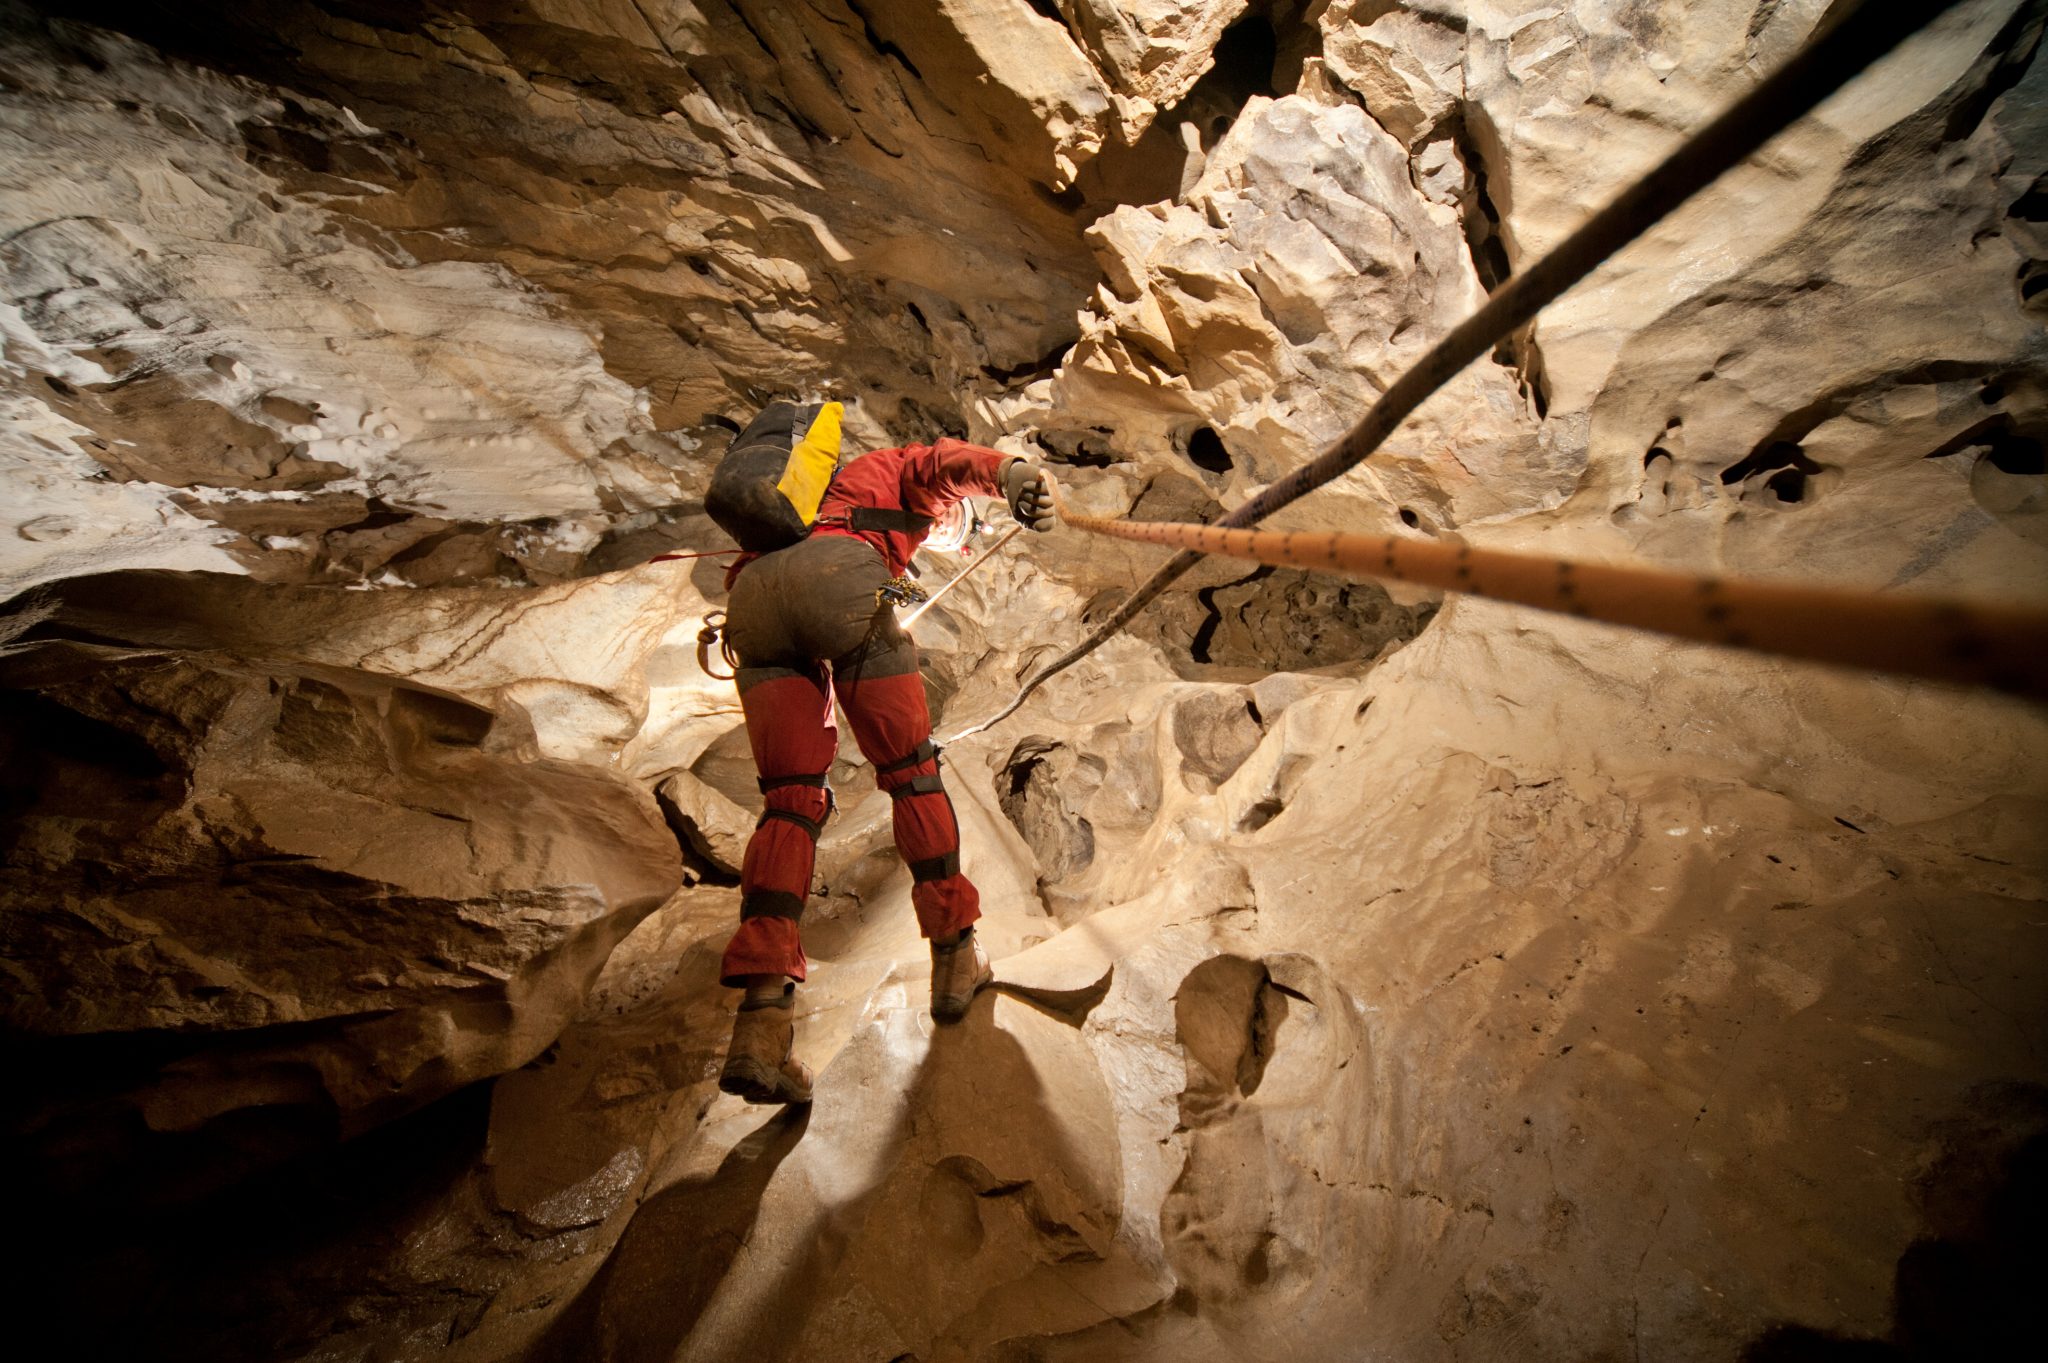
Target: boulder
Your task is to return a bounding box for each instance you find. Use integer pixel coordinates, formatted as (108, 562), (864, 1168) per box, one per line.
(0, 634), (680, 1203)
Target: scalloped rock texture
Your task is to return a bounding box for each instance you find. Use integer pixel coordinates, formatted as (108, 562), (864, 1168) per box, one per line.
(3, 2), (2047, 1362)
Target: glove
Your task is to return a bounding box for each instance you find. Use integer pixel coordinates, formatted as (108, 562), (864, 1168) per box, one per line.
(1001, 457), (1056, 532)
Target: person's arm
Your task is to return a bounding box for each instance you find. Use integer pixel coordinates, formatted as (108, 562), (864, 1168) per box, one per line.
(896, 438), (1006, 515)
(899, 439), (1056, 531)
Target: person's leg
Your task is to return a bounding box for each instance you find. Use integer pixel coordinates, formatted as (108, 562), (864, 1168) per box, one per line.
(715, 548), (839, 1103)
(833, 611), (991, 1020)
(716, 670), (832, 1103)
(716, 662), (837, 989)
(835, 645), (978, 941)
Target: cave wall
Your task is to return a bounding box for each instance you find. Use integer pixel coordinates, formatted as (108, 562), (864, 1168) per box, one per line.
(2, 2), (2046, 1361)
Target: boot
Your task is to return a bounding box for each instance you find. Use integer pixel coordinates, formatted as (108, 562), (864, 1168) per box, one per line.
(718, 994), (814, 1105)
(930, 928), (993, 1023)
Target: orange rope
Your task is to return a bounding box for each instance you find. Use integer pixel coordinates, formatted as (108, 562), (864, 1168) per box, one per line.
(1046, 475), (2048, 700)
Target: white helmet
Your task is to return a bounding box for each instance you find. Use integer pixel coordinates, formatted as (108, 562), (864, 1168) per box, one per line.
(922, 500), (975, 554)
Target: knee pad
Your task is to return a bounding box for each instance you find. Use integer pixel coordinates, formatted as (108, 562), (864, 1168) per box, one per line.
(740, 771), (833, 924)
(873, 741), (960, 883)
(874, 738), (943, 800)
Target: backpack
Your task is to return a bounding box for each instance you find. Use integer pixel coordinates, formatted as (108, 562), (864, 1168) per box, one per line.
(704, 400), (845, 553)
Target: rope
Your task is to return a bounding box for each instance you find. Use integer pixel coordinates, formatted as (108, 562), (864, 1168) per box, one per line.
(1044, 476), (2048, 700)
(949, 0), (1969, 740)
(903, 524), (1025, 627)
(697, 610), (736, 680)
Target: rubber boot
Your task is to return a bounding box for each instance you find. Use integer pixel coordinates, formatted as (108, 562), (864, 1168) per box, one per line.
(930, 928), (993, 1023)
(718, 994), (814, 1104)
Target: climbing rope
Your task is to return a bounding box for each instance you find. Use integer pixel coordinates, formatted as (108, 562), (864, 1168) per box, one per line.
(903, 523), (1025, 627)
(951, 0), (1976, 739)
(1042, 476), (2048, 699)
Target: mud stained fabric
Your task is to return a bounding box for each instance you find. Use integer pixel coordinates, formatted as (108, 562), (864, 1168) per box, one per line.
(717, 534), (981, 986)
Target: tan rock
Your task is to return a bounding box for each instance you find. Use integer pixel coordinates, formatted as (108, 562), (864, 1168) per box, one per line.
(1318, 0), (1466, 145)
(1039, 92), (1548, 527)
(4, 5), (2048, 1362)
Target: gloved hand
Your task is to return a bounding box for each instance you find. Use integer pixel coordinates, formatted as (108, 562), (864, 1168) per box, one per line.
(1001, 457), (1056, 532)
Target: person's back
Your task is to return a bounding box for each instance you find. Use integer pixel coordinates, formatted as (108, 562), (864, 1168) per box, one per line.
(715, 434), (1054, 1105)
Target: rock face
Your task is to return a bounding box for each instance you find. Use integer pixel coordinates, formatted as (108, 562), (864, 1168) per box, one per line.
(0, 0), (1100, 592)
(2, 2), (2047, 1362)
(1, 576), (682, 1202)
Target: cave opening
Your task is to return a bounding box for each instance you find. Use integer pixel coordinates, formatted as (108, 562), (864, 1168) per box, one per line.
(1453, 122), (1514, 295)
(1186, 426), (1234, 474)
(1989, 434), (2046, 476)
(1191, 563), (1276, 663)
(1020, 0), (1067, 29)
(1721, 439), (1825, 503)
(1073, 0), (1319, 213)
(1924, 414), (2048, 476)
(1208, 12), (1281, 107)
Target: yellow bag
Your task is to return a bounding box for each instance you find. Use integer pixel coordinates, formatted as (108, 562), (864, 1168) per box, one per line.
(705, 401), (845, 552)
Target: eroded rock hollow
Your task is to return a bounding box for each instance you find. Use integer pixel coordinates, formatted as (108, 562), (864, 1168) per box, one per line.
(2, 1), (2044, 1359)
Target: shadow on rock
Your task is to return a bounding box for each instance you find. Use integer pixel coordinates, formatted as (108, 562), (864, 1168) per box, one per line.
(1742, 1082), (2048, 1361)
(528, 983), (1132, 1362)
(530, 1105), (812, 1363)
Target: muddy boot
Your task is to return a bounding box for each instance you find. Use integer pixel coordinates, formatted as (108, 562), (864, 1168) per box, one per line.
(930, 928), (993, 1023)
(718, 994), (814, 1105)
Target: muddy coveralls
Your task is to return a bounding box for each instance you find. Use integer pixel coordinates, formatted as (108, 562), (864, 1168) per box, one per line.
(715, 438), (1009, 987)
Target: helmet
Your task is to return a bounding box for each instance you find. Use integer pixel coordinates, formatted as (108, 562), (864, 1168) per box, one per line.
(922, 500), (976, 554)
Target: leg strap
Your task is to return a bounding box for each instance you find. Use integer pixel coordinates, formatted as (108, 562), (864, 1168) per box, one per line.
(874, 739), (941, 776)
(758, 771), (835, 832)
(740, 889), (805, 921)
(760, 808), (825, 840)
(888, 772), (946, 800)
(910, 850), (962, 882)
(760, 772), (829, 791)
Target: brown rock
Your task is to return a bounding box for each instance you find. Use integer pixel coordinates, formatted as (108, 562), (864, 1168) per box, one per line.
(0, 636), (680, 1201)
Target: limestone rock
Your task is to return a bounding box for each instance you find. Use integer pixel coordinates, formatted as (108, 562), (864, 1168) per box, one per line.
(0, 560), (737, 771)
(855, 0), (1118, 189)
(1062, 0), (1250, 108)
(1037, 92), (1547, 529)
(0, 1), (1099, 592)
(656, 769), (752, 877)
(1318, 0), (1467, 146)
(0, 635), (681, 1202)
(4, 3), (2048, 1362)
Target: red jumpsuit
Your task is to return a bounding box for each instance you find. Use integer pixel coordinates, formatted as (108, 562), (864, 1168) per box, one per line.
(716, 439), (1008, 986)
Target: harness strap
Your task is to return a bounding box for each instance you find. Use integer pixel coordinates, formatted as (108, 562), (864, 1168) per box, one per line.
(759, 773), (828, 791)
(848, 506), (935, 535)
(874, 739), (941, 775)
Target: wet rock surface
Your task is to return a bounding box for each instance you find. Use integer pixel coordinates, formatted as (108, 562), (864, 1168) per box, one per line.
(1, 2), (2046, 1362)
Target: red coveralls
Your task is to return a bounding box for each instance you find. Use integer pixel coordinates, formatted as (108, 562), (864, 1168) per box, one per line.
(716, 438), (1008, 986)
